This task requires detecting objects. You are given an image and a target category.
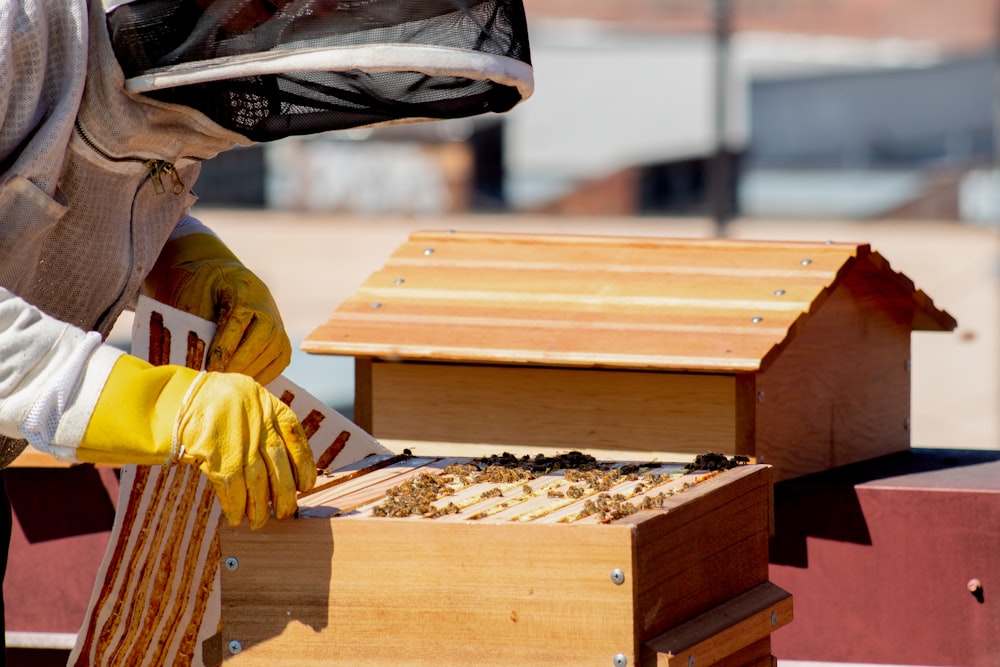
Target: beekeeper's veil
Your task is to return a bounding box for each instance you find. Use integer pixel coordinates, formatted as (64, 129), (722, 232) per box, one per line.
(102, 0), (533, 141)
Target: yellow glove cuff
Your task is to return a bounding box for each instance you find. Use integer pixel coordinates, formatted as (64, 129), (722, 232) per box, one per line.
(77, 355), (198, 466)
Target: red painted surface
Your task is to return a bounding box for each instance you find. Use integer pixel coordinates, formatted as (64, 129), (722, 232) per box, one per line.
(4, 465), (117, 636)
(769, 449), (1000, 667)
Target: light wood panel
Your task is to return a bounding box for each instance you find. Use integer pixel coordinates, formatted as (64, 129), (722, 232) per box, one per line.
(221, 517), (637, 666)
(368, 362), (739, 454)
(631, 465), (772, 639)
(755, 269), (913, 481)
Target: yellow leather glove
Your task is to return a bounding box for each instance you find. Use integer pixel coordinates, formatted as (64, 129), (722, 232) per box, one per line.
(144, 233), (290, 385)
(78, 355), (317, 529)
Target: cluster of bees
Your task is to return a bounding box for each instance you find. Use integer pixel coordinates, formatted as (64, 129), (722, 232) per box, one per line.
(685, 452), (750, 472)
(370, 471), (466, 519)
(369, 451), (702, 522)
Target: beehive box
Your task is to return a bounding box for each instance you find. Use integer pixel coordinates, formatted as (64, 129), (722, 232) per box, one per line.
(303, 231), (956, 482)
(220, 452), (789, 666)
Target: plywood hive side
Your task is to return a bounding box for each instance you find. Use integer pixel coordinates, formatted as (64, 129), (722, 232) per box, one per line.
(753, 257), (922, 481)
(220, 517), (637, 666)
(630, 465), (772, 641)
(364, 361), (740, 456)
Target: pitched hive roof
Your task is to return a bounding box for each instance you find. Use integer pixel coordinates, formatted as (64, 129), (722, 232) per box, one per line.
(303, 231), (956, 372)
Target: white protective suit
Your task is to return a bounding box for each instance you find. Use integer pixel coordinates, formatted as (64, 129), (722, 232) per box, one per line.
(0, 0), (532, 468)
(0, 0), (248, 467)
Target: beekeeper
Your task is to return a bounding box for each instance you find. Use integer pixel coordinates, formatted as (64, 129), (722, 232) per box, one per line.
(0, 0), (530, 639)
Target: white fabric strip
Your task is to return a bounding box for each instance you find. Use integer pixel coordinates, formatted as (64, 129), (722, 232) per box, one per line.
(125, 44), (535, 101)
(20, 330), (102, 448)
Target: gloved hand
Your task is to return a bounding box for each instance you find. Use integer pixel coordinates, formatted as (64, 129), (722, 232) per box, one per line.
(144, 233), (290, 385)
(77, 354), (316, 529)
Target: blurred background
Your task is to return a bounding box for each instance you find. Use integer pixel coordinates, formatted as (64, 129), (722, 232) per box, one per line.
(124, 0), (999, 451)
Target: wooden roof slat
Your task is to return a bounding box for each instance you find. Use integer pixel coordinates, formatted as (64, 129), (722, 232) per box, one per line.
(360, 265), (825, 307)
(332, 299), (803, 332)
(397, 231), (862, 274)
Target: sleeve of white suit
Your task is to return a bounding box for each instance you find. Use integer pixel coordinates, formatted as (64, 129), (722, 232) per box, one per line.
(0, 287), (124, 460)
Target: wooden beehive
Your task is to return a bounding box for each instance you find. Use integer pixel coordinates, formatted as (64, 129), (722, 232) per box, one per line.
(220, 453), (789, 666)
(303, 231), (956, 482)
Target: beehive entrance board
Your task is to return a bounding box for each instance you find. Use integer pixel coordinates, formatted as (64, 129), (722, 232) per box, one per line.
(219, 455), (785, 666)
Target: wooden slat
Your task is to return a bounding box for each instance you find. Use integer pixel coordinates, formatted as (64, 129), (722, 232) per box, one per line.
(309, 307), (788, 371)
(393, 231), (862, 273)
(644, 582), (792, 667)
(8, 447), (73, 468)
(357, 264), (828, 304)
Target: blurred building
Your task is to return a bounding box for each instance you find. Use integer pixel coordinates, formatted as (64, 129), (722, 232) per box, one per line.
(195, 0), (999, 223)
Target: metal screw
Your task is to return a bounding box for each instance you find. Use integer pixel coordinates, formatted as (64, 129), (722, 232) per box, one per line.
(688, 655), (695, 667)
(800, 258), (812, 266)
(773, 289), (786, 296)
(610, 569), (625, 585)
(771, 611), (778, 626)
(613, 654), (627, 667)
(224, 557), (239, 571)
(751, 316), (764, 323)
(757, 391), (765, 403)
(905, 358), (912, 372)
(393, 278), (405, 285)
(903, 417), (911, 431)
(370, 302), (382, 309)
(228, 640), (243, 655)
(423, 248), (435, 255)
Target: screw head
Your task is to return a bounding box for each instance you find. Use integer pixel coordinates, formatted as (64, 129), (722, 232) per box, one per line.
(771, 611), (778, 626)
(393, 278), (405, 285)
(751, 316), (764, 323)
(370, 302), (382, 309)
(610, 569), (625, 585)
(224, 557), (239, 571)
(613, 653), (627, 667)
(688, 655), (695, 667)
(228, 640), (243, 655)
(423, 248), (435, 255)
(773, 289), (786, 296)
(800, 258), (813, 266)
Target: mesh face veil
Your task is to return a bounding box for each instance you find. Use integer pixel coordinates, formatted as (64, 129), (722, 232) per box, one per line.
(102, 0), (533, 141)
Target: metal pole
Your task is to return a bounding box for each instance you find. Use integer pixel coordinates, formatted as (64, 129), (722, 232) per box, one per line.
(709, 0), (733, 236)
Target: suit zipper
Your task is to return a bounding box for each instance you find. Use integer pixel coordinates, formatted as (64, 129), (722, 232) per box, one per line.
(73, 118), (192, 195)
